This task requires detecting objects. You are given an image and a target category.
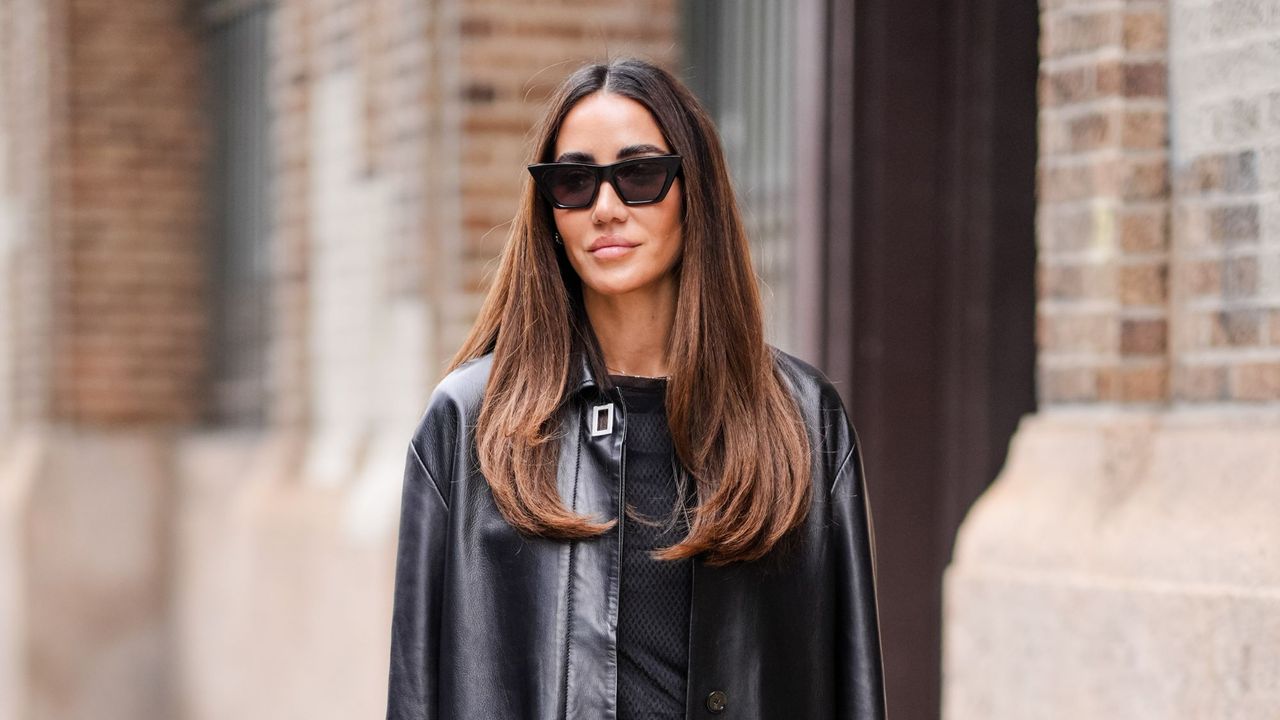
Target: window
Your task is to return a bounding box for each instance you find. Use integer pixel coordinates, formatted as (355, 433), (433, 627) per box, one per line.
(204, 0), (273, 426)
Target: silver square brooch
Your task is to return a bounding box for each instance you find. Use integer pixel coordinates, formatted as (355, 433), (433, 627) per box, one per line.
(589, 403), (614, 437)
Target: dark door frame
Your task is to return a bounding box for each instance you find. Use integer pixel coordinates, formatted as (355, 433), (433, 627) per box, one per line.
(793, 0), (1039, 717)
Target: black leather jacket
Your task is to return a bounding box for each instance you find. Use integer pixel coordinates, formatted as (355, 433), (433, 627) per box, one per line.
(386, 346), (886, 719)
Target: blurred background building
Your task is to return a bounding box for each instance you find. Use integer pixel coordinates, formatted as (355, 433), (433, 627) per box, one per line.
(0, 0), (1276, 718)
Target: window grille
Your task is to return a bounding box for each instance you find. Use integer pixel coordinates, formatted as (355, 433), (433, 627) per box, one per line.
(681, 1), (796, 349)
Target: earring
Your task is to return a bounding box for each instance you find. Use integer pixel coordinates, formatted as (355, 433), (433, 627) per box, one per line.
(553, 231), (563, 245)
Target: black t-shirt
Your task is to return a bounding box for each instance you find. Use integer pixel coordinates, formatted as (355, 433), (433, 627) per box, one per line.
(610, 374), (693, 718)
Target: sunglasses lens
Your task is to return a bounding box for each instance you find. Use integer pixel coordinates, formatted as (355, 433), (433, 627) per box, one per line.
(614, 160), (670, 202)
(544, 166), (597, 207)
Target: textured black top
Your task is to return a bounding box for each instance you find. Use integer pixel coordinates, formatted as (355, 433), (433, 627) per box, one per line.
(611, 374), (693, 719)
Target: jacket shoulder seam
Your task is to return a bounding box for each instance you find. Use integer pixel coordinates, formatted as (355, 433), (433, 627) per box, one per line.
(829, 442), (857, 494)
(409, 437), (450, 513)
(829, 420), (863, 494)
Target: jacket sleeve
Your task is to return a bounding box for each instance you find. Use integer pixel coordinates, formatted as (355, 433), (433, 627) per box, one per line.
(386, 438), (450, 720)
(831, 423), (887, 719)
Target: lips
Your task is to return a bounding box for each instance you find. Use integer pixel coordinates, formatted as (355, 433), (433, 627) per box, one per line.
(588, 235), (638, 252)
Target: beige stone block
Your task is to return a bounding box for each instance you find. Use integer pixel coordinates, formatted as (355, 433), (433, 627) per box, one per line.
(945, 410), (1280, 719)
(173, 428), (403, 720)
(946, 567), (1280, 719)
(11, 429), (174, 720)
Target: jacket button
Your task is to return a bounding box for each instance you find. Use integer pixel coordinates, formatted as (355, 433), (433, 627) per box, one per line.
(705, 689), (727, 714)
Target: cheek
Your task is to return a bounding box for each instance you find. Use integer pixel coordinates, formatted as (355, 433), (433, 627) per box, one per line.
(555, 210), (600, 250)
(658, 193), (684, 245)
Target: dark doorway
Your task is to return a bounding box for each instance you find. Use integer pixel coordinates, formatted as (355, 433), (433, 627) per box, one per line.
(680, 0), (1039, 715)
(800, 0), (1040, 717)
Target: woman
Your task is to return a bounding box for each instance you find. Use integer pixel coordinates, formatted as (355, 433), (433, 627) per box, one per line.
(386, 58), (884, 720)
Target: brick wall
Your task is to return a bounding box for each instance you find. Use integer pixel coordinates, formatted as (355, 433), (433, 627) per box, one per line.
(1169, 0), (1280, 402)
(52, 0), (209, 425)
(1036, 0), (1171, 404)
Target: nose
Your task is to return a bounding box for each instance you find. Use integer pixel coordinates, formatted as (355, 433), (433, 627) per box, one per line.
(590, 178), (628, 225)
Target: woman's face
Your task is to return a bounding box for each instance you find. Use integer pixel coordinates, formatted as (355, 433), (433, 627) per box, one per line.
(551, 92), (684, 298)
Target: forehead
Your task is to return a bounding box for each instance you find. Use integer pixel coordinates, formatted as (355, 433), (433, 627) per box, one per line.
(554, 92), (669, 159)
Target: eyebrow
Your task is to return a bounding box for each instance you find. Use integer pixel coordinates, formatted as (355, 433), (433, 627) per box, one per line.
(555, 143), (668, 163)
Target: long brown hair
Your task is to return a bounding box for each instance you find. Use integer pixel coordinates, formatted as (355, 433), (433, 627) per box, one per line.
(447, 58), (811, 565)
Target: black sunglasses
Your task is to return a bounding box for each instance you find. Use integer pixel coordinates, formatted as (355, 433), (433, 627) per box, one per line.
(527, 155), (683, 209)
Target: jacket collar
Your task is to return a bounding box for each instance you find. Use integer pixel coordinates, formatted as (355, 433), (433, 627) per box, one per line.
(574, 350), (599, 394)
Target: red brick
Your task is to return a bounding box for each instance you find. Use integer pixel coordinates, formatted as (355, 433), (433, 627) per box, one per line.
(1040, 66), (1092, 106)
(1119, 263), (1167, 306)
(1123, 10), (1167, 53)
(1119, 156), (1168, 200)
(1098, 364), (1168, 402)
(1117, 208), (1168, 253)
(1067, 111), (1115, 153)
(1122, 61), (1167, 98)
(1120, 318), (1167, 355)
(1040, 265), (1082, 300)
(1120, 110), (1167, 150)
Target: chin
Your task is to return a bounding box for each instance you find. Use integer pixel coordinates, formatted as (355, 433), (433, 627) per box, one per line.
(582, 279), (643, 297)
(579, 271), (657, 297)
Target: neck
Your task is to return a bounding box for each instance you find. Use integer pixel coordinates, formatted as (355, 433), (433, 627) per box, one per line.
(584, 275), (677, 378)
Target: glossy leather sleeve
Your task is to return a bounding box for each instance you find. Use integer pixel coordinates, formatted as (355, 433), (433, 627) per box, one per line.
(385, 439), (449, 720)
(831, 425), (888, 719)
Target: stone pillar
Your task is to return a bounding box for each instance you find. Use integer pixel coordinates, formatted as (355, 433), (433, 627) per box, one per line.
(944, 0), (1280, 717)
(0, 0), (208, 717)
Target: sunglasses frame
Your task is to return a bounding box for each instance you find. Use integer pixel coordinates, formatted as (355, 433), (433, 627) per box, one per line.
(527, 154), (683, 209)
